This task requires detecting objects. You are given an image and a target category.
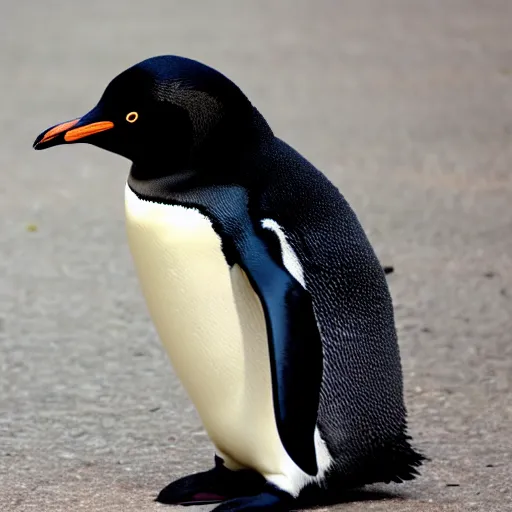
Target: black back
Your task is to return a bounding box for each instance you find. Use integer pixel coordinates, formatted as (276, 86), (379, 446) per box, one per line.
(249, 139), (424, 486)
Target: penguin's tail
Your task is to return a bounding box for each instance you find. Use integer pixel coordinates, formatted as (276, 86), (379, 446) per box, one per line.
(364, 438), (426, 485)
(298, 437), (426, 506)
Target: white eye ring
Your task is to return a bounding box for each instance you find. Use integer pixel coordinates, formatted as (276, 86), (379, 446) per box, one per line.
(126, 111), (138, 123)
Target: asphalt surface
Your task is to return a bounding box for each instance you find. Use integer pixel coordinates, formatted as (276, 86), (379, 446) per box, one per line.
(1, 1), (511, 511)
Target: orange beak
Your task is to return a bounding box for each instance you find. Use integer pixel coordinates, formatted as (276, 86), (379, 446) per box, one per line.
(33, 115), (114, 149)
(64, 121), (115, 142)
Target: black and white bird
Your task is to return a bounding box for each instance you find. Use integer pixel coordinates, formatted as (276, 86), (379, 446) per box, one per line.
(34, 55), (423, 512)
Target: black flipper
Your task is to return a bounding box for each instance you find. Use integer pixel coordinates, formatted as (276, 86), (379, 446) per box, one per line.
(232, 224), (323, 476)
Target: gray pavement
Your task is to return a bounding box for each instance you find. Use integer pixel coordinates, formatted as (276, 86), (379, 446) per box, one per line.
(1, 1), (511, 511)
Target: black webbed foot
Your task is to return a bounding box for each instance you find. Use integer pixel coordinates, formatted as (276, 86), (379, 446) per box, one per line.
(211, 483), (293, 512)
(156, 455), (265, 505)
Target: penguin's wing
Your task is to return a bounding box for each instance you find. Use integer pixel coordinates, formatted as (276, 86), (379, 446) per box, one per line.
(233, 224), (323, 477)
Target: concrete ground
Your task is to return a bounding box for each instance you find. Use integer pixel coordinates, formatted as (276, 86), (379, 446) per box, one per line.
(1, 1), (511, 511)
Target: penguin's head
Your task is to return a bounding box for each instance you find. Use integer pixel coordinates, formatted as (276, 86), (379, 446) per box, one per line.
(34, 56), (264, 171)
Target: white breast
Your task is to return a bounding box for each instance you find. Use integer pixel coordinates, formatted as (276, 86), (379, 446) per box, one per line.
(124, 184), (331, 496)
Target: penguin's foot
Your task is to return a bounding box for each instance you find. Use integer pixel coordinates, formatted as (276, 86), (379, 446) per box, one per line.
(211, 484), (293, 512)
(156, 456), (265, 505)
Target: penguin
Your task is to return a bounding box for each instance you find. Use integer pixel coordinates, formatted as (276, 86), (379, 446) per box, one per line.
(33, 55), (424, 511)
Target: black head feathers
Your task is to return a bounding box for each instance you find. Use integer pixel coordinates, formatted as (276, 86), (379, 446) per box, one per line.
(34, 55), (271, 170)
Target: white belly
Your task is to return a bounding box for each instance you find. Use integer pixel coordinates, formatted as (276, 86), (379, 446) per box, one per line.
(124, 185), (287, 474)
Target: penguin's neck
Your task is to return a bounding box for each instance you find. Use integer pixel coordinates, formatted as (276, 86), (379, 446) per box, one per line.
(129, 165), (198, 190)
(128, 166), (201, 202)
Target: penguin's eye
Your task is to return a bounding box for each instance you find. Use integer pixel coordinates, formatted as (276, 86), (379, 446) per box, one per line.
(126, 112), (139, 123)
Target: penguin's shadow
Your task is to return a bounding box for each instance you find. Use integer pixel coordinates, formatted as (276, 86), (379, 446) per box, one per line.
(181, 488), (398, 512)
(298, 486), (400, 509)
